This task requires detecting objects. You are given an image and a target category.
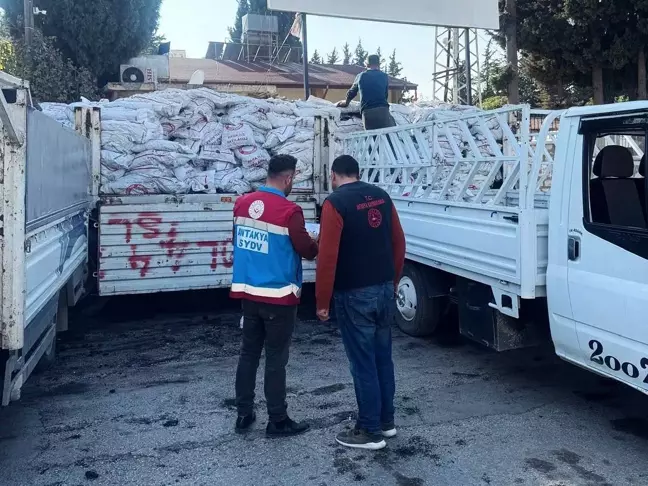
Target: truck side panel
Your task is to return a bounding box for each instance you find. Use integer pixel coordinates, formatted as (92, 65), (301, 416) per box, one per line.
(26, 109), (91, 227)
(98, 195), (317, 295)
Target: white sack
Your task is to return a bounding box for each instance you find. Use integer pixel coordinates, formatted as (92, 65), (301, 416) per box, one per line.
(200, 145), (236, 165)
(129, 150), (194, 169)
(221, 123), (256, 149)
(101, 150), (133, 170)
(234, 145), (271, 169)
(263, 126), (295, 149)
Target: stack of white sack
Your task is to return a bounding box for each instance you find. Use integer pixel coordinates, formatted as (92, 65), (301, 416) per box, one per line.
(40, 89), (507, 199)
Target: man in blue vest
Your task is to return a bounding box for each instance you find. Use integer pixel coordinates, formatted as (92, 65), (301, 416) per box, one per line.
(231, 154), (318, 437)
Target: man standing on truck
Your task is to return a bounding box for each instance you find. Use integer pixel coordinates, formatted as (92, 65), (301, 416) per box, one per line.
(336, 54), (397, 130)
(315, 155), (406, 450)
(231, 154), (318, 437)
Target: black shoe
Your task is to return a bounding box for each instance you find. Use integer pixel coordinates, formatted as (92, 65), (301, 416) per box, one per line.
(336, 429), (387, 450)
(235, 412), (256, 433)
(266, 417), (310, 437)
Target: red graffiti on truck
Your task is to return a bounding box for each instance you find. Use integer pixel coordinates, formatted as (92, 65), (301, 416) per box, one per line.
(196, 239), (233, 270)
(105, 212), (233, 278)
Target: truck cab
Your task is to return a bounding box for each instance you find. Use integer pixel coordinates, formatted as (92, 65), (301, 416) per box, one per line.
(548, 104), (648, 393)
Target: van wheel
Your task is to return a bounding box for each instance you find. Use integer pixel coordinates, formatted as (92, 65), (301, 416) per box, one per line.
(395, 263), (442, 337)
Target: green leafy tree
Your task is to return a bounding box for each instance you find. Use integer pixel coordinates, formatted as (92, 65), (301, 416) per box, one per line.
(326, 47), (339, 64)
(342, 43), (352, 65)
(376, 47), (383, 66)
(3, 0), (162, 86)
(354, 38), (367, 66)
(4, 29), (97, 102)
(229, 0), (250, 43)
(311, 49), (322, 64)
(494, 0), (637, 105)
(142, 32), (167, 55)
(387, 49), (403, 78)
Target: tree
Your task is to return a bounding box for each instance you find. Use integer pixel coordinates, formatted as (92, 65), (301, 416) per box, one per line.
(3, 0), (162, 86)
(228, 0), (250, 43)
(142, 32), (167, 55)
(503, 0), (519, 103)
(376, 47), (384, 66)
(342, 43), (352, 65)
(354, 39), (367, 66)
(326, 47), (339, 64)
(495, 0), (637, 105)
(311, 49), (322, 64)
(387, 49), (403, 78)
(4, 29), (97, 102)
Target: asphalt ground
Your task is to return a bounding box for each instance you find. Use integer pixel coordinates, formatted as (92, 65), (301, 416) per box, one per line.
(1, 287), (648, 486)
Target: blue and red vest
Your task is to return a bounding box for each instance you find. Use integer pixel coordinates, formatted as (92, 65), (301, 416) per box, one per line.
(230, 186), (303, 306)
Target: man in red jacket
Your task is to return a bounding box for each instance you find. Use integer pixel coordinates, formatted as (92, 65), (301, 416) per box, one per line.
(232, 154), (318, 437)
(316, 155), (406, 450)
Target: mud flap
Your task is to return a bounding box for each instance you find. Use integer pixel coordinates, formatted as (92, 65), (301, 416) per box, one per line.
(457, 278), (550, 351)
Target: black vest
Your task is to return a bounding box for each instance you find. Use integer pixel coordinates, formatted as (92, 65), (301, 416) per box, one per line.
(326, 181), (395, 291)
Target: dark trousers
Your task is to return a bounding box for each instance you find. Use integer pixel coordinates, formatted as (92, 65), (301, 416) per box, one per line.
(334, 282), (396, 435)
(362, 106), (397, 131)
(235, 299), (297, 423)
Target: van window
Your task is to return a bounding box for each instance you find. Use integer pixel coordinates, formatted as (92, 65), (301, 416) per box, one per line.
(581, 127), (648, 260)
(587, 134), (646, 229)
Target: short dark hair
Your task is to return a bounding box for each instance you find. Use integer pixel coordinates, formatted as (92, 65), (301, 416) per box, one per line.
(267, 154), (297, 178)
(331, 155), (360, 178)
(367, 54), (380, 66)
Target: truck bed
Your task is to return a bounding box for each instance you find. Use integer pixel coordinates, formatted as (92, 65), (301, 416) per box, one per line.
(97, 194), (317, 296)
(334, 106), (560, 303)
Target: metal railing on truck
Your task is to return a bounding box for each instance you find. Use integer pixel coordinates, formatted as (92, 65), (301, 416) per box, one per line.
(333, 105), (562, 211)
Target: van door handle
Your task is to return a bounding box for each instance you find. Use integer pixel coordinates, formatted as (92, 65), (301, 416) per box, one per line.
(568, 236), (581, 261)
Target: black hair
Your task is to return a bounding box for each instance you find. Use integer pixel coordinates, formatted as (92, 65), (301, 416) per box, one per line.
(267, 154), (297, 178)
(331, 155), (360, 178)
(367, 54), (380, 66)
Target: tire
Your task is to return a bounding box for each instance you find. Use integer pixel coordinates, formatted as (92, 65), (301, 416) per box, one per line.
(34, 326), (56, 373)
(395, 262), (443, 337)
(35, 292), (66, 373)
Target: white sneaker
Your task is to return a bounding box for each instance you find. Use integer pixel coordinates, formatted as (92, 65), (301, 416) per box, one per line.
(336, 429), (387, 450)
(382, 426), (397, 438)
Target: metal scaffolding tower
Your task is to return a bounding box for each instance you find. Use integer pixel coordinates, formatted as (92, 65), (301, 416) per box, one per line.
(432, 28), (483, 106)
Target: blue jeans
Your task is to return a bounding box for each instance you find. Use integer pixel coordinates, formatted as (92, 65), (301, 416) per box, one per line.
(334, 282), (396, 435)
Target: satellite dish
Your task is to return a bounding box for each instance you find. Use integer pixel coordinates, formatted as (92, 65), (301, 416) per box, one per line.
(188, 70), (205, 85)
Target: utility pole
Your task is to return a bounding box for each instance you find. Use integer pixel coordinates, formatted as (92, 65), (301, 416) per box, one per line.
(23, 0), (34, 50)
(505, 0), (520, 104)
(301, 13), (310, 100)
(23, 0), (34, 75)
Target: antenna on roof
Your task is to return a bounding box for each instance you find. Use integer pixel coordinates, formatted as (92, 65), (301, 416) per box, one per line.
(188, 70), (205, 86)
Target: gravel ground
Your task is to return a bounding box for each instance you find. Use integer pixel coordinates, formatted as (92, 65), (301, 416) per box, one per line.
(1, 288), (648, 486)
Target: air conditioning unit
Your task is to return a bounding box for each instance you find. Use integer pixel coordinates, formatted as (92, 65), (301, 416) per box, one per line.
(120, 65), (158, 85)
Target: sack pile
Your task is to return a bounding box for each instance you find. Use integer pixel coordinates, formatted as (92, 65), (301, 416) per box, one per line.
(41, 90), (511, 200)
(40, 89), (343, 196)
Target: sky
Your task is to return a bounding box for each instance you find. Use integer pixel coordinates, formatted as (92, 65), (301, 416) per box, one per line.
(157, 0), (483, 98)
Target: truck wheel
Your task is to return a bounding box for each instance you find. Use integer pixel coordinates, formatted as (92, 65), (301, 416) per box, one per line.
(34, 327), (56, 373)
(35, 292), (65, 373)
(395, 262), (442, 337)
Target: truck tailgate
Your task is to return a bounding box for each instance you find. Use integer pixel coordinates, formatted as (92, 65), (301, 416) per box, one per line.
(98, 194), (317, 296)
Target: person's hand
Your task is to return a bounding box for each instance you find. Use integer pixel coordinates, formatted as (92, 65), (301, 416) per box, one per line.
(316, 309), (330, 321)
(308, 231), (319, 242)
(336, 100), (349, 108)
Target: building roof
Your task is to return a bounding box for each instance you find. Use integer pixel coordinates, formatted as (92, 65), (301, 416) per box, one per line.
(168, 58), (418, 90)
